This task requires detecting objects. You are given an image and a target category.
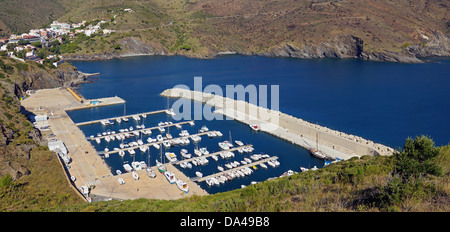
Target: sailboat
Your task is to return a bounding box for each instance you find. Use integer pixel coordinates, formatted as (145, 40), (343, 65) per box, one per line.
(310, 132), (327, 160)
(146, 149), (156, 178)
(156, 146), (167, 173)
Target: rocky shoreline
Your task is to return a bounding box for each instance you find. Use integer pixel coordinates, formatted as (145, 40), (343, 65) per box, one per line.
(62, 32), (449, 63)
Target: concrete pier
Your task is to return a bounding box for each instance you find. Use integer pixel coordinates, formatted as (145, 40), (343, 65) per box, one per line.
(75, 110), (166, 126)
(161, 88), (394, 160)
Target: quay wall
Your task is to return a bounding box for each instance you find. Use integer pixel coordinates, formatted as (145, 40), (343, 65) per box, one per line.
(161, 88), (394, 159)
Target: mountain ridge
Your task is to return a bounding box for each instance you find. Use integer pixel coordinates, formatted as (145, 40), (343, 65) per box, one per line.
(0, 0), (448, 62)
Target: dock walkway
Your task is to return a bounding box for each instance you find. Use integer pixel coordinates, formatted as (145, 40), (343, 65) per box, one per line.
(75, 109), (166, 126)
(88, 120), (194, 140)
(193, 156), (279, 182)
(97, 130), (217, 155)
(173, 144), (253, 165)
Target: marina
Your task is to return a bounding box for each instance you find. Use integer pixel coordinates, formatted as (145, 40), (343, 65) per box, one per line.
(96, 130), (217, 155)
(193, 156), (279, 183)
(20, 55), (450, 200)
(173, 144), (253, 165)
(75, 110), (166, 126)
(87, 119), (194, 141)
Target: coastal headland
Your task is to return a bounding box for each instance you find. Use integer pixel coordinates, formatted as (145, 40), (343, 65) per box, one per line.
(161, 88), (394, 160)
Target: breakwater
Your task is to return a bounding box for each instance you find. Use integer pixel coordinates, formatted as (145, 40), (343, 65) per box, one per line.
(161, 88), (394, 160)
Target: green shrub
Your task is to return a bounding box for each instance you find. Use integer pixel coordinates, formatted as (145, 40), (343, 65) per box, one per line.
(0, 174), (14, 188)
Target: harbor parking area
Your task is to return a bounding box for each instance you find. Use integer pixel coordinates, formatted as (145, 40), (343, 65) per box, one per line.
(21, 88), (207, 201)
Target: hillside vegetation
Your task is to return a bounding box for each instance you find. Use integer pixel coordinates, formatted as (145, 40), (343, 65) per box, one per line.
(0, 0), (448, 61)
(0, 56), (84, 211)
(54, 136), (449, 212)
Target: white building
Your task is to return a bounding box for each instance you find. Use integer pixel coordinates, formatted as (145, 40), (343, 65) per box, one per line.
(33, 115), (47, 122)
(48, 140), (68, 155)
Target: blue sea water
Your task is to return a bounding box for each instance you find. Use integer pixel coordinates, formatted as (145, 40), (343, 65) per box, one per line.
(68, 55), (450, 194)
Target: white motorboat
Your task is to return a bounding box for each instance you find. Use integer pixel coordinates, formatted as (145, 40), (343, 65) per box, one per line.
(215, 131), (223, 137)
(132, 115), (141, 121)
(260, 163), (268, 169)
(95, 138), (101, 144)
(249, 124), (260, 131)
(139, 146), (148, 152)
(156, 134), (164, 141)
(181, 137), (190, 145)
(200, 147), (209, 155)
(180, 152), (192, 159)
(118, 178), (125, 185)
(131, 161), (142, 171)
(123, 164), (132, 172)
(116, 170), (122, 175)
(194, 148), (202, 157)
(300, 167), (309, 172)
(163, 141), (171, 148)
(165, 152), (177, 162)
(165, 108), (176, 116)
(140, 161), (147, 169)
(179, 130), (189, 137)
(158, 127), (165, 133)
(235, 140), (244, 146)
(128, 149), (135, 155)
(165, 171), (177, 184)
(132, 171), (139, 180)
(190, 135), (201, 143)
(176, 179), (189, 193)
(217, 166), (224, 172)
(122, 117), (129, 122)
(195, 171), (203, 178)
(218, 142), (229, 150)
(146, 167), (156, 178)
(116, 118), (121, 123)
(200, 125), (209, 132)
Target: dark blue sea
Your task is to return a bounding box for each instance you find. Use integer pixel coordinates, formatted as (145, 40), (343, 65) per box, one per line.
(68, 55), (450, 194)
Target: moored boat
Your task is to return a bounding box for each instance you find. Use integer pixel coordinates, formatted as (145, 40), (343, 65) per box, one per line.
(176, 179), (189, 193)
(156, 160), (167, 173)
(165, 171), (177, 184)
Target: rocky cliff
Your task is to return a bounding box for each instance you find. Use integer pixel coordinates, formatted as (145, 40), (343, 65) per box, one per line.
(0, 58), (86, 180)
(242, 32), (450, 63)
